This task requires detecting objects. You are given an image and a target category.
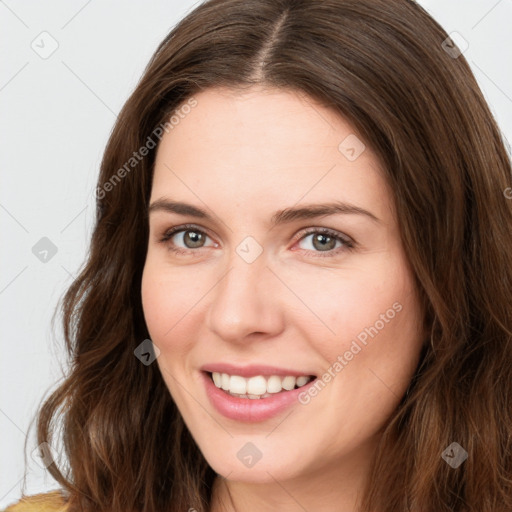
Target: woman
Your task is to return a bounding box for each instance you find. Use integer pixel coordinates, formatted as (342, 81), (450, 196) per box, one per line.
(6, 0), (512, 510)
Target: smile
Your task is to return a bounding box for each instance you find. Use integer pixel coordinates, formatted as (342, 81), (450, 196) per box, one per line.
(201, 369), (318, 422)
(209, 372), (314, 398)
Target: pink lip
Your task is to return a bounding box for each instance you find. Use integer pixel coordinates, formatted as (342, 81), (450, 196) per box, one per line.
(199, 362), (316, 378)
(201, 371), (317, 422)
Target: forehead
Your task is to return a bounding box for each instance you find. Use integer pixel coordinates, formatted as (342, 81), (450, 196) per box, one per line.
(151, 86), (393, 222)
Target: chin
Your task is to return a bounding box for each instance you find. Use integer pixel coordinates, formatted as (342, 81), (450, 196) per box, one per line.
(200, 441), (307, 483)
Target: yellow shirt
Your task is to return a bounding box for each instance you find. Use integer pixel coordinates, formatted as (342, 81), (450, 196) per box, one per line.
(2, 491), (68, 512)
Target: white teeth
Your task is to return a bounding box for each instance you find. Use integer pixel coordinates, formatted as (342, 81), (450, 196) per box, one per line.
(212, 372), (222, 388)
(296, 376), (309, 387)
(229, 375), (247, 394)
(266, 375), (282, 393)
(221, 373), (230, 391)
(281, 376), (296, 391)
(247, 376), (267, 395)
(210, 372), (313, 398)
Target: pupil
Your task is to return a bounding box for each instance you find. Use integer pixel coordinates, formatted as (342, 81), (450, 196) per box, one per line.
(185, 231), (203, 248)
(313, 234), (335, 251)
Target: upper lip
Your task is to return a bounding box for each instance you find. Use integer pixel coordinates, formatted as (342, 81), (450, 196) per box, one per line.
(200, 363), (317, 378)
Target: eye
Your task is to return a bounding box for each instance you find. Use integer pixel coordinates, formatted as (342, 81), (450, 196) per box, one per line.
(158, 224), (216, 255)
(294, 227), (355, 257)
(158, 224), (355, 258)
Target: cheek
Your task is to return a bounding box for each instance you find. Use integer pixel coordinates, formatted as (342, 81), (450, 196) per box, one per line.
(289, 253), (422, 370)
(141, 260), (201, 404)
(141, 263), (169, 340)
(285, 258), (409, 334)
(141, 260), (189, 348)
(141, 257), (212, 367)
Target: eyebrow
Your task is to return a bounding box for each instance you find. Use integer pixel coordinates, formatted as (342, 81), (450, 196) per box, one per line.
(148, 198), (381, 226)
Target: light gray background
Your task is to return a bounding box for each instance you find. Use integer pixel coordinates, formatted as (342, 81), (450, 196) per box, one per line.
(1, 0), (511, 507)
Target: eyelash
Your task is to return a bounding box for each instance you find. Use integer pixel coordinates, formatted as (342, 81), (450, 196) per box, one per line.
(157, 223), (356, 258)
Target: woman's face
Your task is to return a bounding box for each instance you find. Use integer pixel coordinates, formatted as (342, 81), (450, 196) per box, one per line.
(141, 86), (425, 486)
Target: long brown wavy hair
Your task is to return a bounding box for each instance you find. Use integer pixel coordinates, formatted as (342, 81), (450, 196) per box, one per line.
(30, 0), (512, 510)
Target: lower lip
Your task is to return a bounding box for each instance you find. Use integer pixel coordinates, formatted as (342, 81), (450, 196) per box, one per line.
(202, 371), (317, 422)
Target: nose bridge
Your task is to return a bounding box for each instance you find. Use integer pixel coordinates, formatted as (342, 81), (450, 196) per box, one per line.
(206, 243), (283, 341)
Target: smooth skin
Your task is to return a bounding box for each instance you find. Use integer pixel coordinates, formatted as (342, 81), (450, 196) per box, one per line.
(141, 85), (425, 512)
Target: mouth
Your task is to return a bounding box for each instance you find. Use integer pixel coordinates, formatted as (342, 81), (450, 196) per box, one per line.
(200, 364), (320, 421)
(205, 371), (317, 399)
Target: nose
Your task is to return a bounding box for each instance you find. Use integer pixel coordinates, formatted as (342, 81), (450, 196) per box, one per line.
(205, 248), (285, 344)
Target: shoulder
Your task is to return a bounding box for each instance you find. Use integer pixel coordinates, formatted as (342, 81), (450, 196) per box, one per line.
(2, 491), (68, 512)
